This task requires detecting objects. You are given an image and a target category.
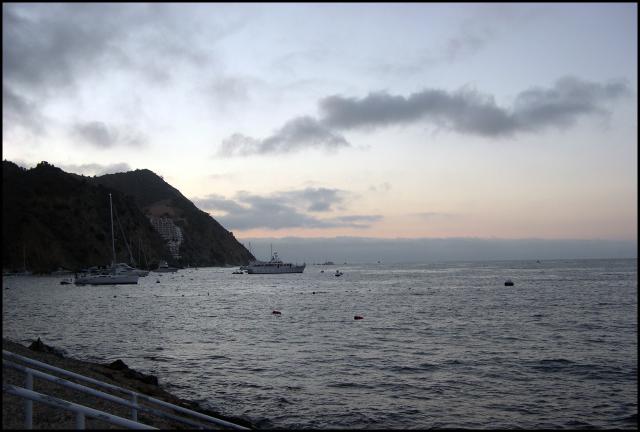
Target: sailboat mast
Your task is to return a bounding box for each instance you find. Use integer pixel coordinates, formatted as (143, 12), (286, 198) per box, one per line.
(109, 193), (116, 267)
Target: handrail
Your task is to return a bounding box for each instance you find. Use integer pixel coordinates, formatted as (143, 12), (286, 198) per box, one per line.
(3, 349), (250, 430)
(3, 384), (157, 430)
(3, 359), (209, 429)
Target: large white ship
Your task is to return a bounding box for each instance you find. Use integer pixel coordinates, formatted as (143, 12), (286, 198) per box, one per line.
(245, 251), (305, 274)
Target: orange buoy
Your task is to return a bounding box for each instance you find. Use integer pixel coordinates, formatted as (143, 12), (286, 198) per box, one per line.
(272, 310), (282, 315)
(354, 315), (363, 320)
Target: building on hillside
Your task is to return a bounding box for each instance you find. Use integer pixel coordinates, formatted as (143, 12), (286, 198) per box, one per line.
(148, 216), (183, 259)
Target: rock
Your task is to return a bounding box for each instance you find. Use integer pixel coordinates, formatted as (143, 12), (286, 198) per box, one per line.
(28, 338), (64, 357)
(107, 359), (129, 370)
(124, 369), (159, 386)
(107, 359), (158, 385)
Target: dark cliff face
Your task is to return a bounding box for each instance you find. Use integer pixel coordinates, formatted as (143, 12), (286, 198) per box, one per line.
(2, 161), (253, 272)
(2, 161), (170, 272)
(93, 169), (254, 266)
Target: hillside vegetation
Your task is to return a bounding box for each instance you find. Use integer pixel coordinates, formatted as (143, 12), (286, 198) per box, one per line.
(2, 161), (253, 273)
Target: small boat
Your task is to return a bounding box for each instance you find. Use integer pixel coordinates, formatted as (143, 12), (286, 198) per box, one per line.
(504, 279), (514, 286)
(152, 260), (179, 273)
(335, 270), (343, 277)
(232, 269), (244, 274)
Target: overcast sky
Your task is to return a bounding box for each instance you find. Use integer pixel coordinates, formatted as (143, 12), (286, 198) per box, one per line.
(3, 3), (637, 253)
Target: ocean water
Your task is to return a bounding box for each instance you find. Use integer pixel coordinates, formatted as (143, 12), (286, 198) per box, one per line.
(2, 259), (637, 429)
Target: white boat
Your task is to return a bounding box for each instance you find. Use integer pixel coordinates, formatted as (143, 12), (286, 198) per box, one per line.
(152, 260), (179, 273)
(115, 262), (149, 277)
(75, 194), (139, 286)
(75, 272), (138, 285)
(245, 251), (305, 274)
(245, 254), (306, 274)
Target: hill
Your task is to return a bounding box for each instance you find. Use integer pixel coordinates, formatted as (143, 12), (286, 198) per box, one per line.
(95, 169), (253, 266)
(2, 161), (253, 272)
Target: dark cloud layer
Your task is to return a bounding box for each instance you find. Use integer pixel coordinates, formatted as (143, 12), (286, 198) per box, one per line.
(218, 116), (349, 157)
(2, 84), (44, 134)
(193, 188), (381, 230)
(2, 3), (213, 137)
(72, 121), (146, 149)
(319, 77), (631, 136)
(220, 76), (632, 156)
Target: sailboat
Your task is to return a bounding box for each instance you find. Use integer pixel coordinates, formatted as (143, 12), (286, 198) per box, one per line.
(6, 245), (33, 276)
(75, 194), (139, 285)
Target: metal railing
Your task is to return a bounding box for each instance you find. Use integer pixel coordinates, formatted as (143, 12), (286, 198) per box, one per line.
(3, 349), (250, 430)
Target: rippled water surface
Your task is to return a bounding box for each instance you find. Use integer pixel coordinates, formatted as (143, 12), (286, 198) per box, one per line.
(3, 259), (638, 428)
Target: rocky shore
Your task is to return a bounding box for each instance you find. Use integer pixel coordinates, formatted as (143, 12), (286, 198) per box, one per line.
(2, 338), (255, 429)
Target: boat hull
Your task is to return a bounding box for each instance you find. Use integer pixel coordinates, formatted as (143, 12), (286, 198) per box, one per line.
(246, 265), (305, 274)
(74, 274), (139, 285)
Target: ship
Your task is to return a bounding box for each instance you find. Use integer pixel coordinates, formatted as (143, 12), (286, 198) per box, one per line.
(245, 250), (305, 274)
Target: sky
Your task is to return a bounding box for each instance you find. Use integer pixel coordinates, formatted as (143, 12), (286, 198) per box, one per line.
(2, 3), (638, 260)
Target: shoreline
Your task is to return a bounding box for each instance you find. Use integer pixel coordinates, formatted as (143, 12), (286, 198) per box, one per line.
(2, 337), (256, 429)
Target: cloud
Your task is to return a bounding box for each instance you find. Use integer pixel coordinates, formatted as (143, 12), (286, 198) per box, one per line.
(218, 116), (350, 157)
(192, 189), (381, 230)
(5, 159), (132, 176)
(2, 84), (45, 134)
(72, 121), (146, 148)
(218, 76), (631, 157)
(412, 212), (456, 219)
(370, 5), (538, 77)
(319, 77), (632, 136)
(2, 4), (210, 92)
(442, 28), (490, 63)
(369, 182), (392, 192)
(274, 188), (347, 212)
(58, 162), (133, 176)
(511, 76), (632, 132)
(2, 3), (227, 134)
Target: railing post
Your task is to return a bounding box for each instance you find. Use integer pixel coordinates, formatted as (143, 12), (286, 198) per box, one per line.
(75, 412), (85, 429)
(131, 393), (138, 422)
(25, 371), (33, 429)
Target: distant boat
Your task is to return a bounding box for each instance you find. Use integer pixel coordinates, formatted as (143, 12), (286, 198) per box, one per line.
(51, 267), (73, 276)
(504, 279), (514, 286)
(245, 246), (305, 274)
(115, 262), (149, 277)
(75, 194), (139, 286)
(335, 270), (343, 277)
(232, 269), (244, 274)
(152, 260), (179, 273)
